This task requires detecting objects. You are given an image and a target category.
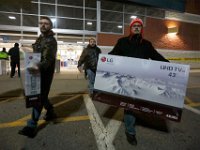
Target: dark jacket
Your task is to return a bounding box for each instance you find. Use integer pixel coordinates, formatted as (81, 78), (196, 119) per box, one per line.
(32, 30), (57, 75)
(78, 45), (101, 72)
(109, 35), (169, 62)
(8, 46), (20, 62)
(32, 30), (57, 97)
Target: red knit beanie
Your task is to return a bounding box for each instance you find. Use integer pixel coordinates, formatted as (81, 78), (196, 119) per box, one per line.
(129, 18), (144, 35)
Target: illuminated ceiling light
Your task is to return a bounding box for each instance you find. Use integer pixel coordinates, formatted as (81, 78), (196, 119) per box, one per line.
(117, 25), (122, 28)
(8, 16), (16, 20)
(130, 15), (137, 19)
(77, 41), (89, 44)
(168, 26), (178, 34)
(87, 22), (93, 25)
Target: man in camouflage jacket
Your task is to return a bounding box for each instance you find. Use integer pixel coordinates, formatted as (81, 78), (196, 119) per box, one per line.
(77, 38), (101, 95)
(19, 16), (57, 138)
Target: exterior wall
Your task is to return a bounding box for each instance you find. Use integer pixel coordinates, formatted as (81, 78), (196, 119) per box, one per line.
(144, 18), (200, 50)
(186, 0), (200, 15)
(97, 17), (200, 69)
(97, 34), (124, 47)
(97, 17), (200, 51)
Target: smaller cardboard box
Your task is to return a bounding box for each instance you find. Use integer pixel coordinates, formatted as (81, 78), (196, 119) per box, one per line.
(21, 52), (41, 108)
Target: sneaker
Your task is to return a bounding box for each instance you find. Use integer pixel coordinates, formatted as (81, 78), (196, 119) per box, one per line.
(18, 126), (37, 138)
(43, 109), (57, 121)
(125, 132), (137, 145)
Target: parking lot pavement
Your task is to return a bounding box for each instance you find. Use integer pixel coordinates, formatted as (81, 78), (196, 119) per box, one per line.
(0, 71), (200, 150)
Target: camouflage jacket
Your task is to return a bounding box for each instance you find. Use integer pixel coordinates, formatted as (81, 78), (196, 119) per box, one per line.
(78, 45), (101, 72)
(32, 30), (57, 73)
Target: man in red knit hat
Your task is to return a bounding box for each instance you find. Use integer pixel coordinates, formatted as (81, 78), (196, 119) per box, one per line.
(109, 18), (169, 146)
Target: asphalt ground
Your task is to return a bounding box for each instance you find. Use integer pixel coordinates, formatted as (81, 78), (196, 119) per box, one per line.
(0, 71), (200, 150)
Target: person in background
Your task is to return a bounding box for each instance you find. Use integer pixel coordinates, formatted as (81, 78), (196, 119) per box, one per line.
(109, 18), (169, 146)
(77, 38), (101, 96)
(0, 47), (8, 60)
(8, 43), (20, 77)
(1, 47), (7, 53)
(18, 16), (57, 138)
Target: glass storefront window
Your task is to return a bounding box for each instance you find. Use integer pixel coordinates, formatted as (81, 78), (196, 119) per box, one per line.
(124, 14), (145, 24)
(0, 12), (20, 26)
(57, 6), (83, 18)
(101, 1), (123, 11)
(40, 4), (55, 16)
(85, 20), (96, 31)
(57, 0), (83, 6)
(101, 22), (123, 33)
(124, 4), (145, 15)
(23, 15), (38, 27)
(85, 0), (96, 8)
(22, 3), (38, 14)
(86, 9), (96, 20)
(57, 18), (83, 30)
(0, 0), (169, 43)
(0, 5), (20, 13)
(41, 0), (55, 4)
(101, 11), (123, 22)
(100, 1), (123, 34)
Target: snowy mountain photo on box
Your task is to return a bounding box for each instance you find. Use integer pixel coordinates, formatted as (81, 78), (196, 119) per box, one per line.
(94, 71), (187, 108)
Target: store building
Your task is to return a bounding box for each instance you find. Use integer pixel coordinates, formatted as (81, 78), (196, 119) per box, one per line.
(0, 0), (200, 74)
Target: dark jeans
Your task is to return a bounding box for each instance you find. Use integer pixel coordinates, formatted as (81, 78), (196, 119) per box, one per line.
(86, 69), (95, 94)
(10, 61), (20, 77)
(27, 72), (54, 128)
(124, 109), (136, 135)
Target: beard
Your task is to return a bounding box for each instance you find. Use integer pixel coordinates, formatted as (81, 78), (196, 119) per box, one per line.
(129, 34), (142, 45)
(40, 27), (51, 34)
(133, 29), (140, 34)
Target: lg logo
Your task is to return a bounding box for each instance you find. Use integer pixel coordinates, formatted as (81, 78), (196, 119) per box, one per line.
(101, 57), (106, 62)
(101, 57), (113, 63)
